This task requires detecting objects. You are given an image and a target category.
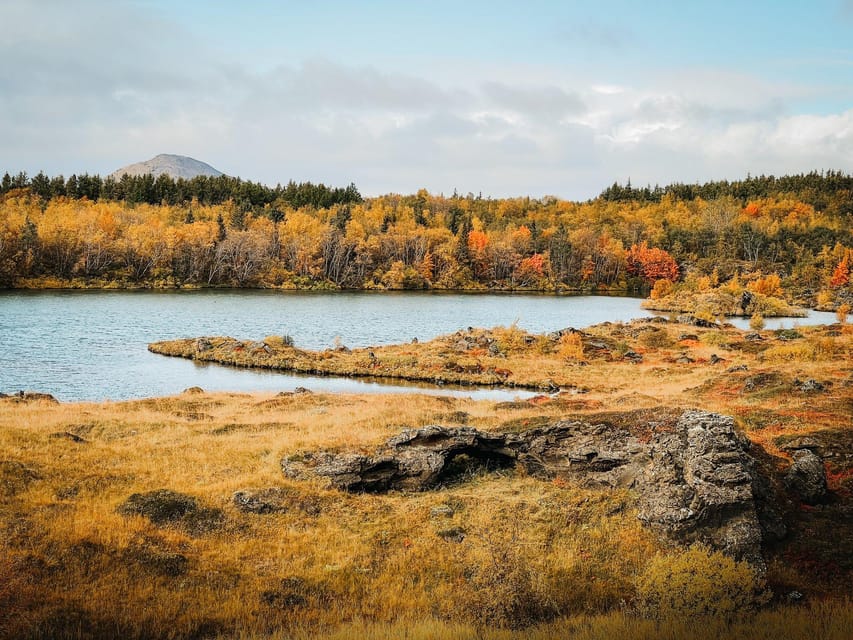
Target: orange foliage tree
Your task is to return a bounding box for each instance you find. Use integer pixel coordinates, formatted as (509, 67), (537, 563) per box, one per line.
(626, 242), (679, 284)
(830, 253), (850, 288)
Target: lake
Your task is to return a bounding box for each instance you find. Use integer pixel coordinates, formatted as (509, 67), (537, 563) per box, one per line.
(0, 290), (838, 402)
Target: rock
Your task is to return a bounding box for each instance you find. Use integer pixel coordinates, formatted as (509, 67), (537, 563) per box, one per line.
(740, 291), (754, 313)
(282, 411), (774, 566)
(437, 527), (466, 543)
(622, 351), (643, 363)
(679, 334), (699, 341)
(709, 354), (725, 364)
(116, 489), (199, 524)
(793, 378), (825, 393)
(784, 450), (827, 504)
(233, 488), (291, 514)
(454, 339), (472, 352)
(743, 372), (783, 392)
(294, 387), (312, 394)
(744, 333), (764, 342)
(727, 364), (748, 373)
(182, 386), (204, 394)
(637, 411), (765, 567)
(430, 505), (455, 518)
(677, 314), (717, 328)
(284, 426), (517, 493)
(195, 338), (213, 352)
(675, 354), (694, 364)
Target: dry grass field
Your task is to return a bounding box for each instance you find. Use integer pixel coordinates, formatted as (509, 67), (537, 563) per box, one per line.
(2, 318), (852, 639)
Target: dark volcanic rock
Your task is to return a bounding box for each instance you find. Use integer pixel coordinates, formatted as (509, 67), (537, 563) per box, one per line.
(282, 411), (776, 565)
(283, 426), (517, 493)
(784, 449), (827, 504)
(636, 411), (764, 566)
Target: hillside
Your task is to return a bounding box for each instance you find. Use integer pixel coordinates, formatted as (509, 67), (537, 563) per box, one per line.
(109, 154), (224, 180)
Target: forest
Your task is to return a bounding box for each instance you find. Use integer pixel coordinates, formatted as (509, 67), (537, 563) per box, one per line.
(0, 170), (851, 310)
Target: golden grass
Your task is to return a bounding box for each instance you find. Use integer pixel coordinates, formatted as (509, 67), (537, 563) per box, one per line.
(2, 319), (852, 638)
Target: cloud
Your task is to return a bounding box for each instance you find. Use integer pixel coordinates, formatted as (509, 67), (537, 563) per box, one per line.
(1, 1), (852, 199)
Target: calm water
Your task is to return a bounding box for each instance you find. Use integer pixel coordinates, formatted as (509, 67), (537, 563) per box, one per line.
(0, 290), (837, 402)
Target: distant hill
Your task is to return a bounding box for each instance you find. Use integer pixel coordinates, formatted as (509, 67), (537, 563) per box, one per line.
(109, 154), (224, 180)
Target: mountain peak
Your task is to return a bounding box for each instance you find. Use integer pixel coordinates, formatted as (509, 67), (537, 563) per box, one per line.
(109, 154), (224, 180)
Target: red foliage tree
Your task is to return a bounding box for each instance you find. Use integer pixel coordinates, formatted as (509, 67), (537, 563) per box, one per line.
(626, 242), (679, 284)
(830, 253), (850, 288)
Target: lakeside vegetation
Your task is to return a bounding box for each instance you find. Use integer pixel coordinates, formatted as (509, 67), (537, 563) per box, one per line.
(3, 316), (852, 638)
(1, 171), (851, 313)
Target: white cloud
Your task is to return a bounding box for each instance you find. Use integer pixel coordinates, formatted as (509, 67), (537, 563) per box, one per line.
(1, 1), (851, 198)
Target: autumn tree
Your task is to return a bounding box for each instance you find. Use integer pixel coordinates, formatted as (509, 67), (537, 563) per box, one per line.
(626, 242), (679, 284)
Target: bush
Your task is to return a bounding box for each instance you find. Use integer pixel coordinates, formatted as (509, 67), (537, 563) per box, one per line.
(558, 332), (585, 360)
(264, 335), (295, 348)
(749, 313), (765, 331)
(635, 545), (766, 619)
(638, 328), (674, 349)
(650, 279), (674, 300)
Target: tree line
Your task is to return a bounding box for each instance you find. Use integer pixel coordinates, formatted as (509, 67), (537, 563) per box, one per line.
(0, 171), (851, 307)
(0, 171), (362, 210)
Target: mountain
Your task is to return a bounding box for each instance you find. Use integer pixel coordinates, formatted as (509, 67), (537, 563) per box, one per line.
(109, 154), (224, 180)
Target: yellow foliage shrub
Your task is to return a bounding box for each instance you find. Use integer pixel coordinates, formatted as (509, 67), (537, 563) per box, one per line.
(747, 274), (782, 297)
(816, 289), (834, 310)
(650, 278), (674, 300)
(636, 545), (765, 619)
(558, 332), (585, 360)
(749, 313), (765, 331)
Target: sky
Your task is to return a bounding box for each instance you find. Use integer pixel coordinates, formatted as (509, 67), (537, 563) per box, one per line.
(1, 0), (852, 199)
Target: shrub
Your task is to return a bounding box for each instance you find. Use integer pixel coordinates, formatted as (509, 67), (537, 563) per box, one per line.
(650, 278), (674, 300)
(264, 335), (295, 348)
(749, 313), (765, 331)
(816, 289), (834, 310)
(638, 328), (674, 349)
(636, 545), (766, 619)
(837, 303), (850, 325)
(558, 332), (585, 360)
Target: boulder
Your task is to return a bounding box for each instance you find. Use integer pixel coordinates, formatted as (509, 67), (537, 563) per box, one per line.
(784, 449), (827, 504)
(793, 378), (826, 394)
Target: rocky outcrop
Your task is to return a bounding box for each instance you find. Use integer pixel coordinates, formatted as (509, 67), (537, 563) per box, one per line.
(282, 411), (779, 565)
